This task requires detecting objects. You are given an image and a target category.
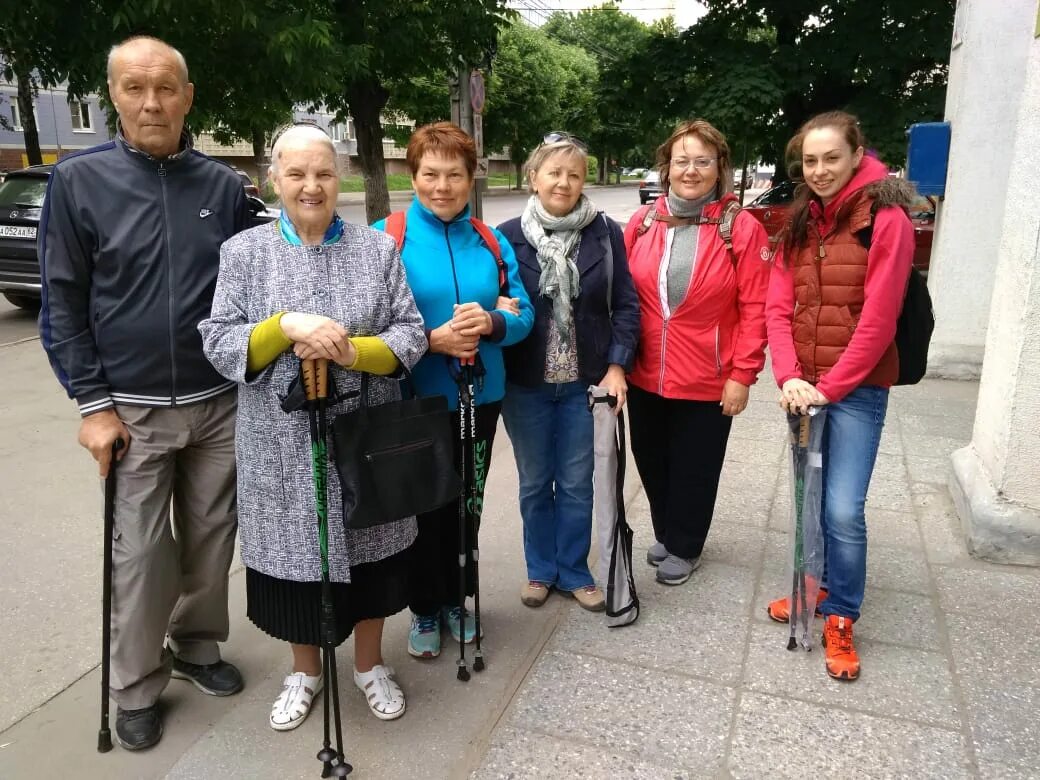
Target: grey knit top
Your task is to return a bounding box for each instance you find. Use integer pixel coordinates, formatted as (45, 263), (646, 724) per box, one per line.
(666, 190), (715, 310)
(199, 220), (427, 583)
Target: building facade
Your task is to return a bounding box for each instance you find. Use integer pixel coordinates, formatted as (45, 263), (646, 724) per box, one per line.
(0, 84), (112, 170)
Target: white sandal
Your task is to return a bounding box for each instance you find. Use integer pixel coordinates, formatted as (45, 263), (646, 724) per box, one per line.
(353, 664), (406, 721)
(269, 671), (323, 731)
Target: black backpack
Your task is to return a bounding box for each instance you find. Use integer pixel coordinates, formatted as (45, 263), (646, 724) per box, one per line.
(856, 212), (934, 385)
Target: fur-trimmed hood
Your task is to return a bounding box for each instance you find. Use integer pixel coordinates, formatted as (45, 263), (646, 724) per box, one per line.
(862, 175), (918, 210)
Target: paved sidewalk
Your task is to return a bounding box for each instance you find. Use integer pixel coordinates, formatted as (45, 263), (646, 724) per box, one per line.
(2, 346), (1038, 778)
(474, 377), (1040, 780)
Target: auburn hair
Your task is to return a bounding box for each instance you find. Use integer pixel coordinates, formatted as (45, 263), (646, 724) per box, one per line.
(655, 119), (733, 200)
(782, 111), (868, 254)
(406, 121), (477, 178)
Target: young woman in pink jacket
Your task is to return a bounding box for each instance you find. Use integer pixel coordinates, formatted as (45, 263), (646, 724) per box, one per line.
(765, 111), (915, 681)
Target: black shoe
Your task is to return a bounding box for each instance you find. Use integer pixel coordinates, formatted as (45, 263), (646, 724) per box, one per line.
(115, 705), (162, 751)
(171, 656), (244, 697)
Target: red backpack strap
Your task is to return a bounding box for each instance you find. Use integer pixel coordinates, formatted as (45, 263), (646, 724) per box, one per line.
(384, 210), (407, 251)
(469, 217), (508, 295)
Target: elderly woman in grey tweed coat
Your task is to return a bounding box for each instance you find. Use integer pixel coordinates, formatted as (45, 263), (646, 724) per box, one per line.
(200, 125), (426, 732)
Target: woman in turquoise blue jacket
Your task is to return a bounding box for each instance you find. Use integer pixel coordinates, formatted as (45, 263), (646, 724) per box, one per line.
(372, 122), (533, 661)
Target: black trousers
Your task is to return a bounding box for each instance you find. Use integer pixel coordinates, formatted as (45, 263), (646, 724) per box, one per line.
(408, 401), (501, 616)
(627, 385), (733, 560)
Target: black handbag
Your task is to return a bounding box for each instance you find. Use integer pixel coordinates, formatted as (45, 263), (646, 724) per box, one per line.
(331, 371), (462, 529)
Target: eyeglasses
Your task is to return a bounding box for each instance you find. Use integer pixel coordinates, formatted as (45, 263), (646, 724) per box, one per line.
(670, 157), (717, 171)
(543, 131), (588, 152)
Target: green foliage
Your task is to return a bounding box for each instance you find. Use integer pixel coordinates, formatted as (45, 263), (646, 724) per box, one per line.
(542, 4), (662, 176)
(481, 22), (597, 167)
(680, 0), (955, 171)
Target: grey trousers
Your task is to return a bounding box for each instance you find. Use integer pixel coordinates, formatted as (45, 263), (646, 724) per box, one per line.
(108, 392), (237, 709)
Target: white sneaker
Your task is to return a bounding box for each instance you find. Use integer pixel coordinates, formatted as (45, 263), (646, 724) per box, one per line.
(353, 664), (406, 721)
(270, 671), (323, 731)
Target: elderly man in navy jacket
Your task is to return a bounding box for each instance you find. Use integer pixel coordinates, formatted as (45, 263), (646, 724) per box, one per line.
(39, 35), (248, 750)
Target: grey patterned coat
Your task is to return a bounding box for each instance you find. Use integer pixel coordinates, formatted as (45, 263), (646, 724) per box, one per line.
(199, 221), (427, 583)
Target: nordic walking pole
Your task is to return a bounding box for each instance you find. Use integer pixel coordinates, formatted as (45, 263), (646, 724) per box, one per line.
(98, 438), (124, 753)
(465, 365), (484, 673)
(455, 362), (471, 682)
(303, 358), (352, 779)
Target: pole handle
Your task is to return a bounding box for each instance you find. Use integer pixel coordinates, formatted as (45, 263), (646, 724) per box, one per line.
(797, 415), (810, 447)
(302, 358), (330, 401)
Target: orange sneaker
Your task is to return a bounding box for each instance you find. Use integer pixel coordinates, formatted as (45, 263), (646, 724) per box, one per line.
(766, 589), (828, 623)
(822, 615), (860, 681)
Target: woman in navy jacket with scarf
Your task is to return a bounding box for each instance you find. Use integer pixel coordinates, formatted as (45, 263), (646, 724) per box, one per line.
(497, 134), (640, 611)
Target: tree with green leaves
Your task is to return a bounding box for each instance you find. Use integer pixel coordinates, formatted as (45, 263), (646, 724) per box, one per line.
(543, 3), (655, 184)
(100, 0), (342, 174)
(0, 0), (108, 164)
(483, 23), (596, 186)
(677, 0), (954, 177)
(319, 0), (510, 223)
(384, 20), (596, 189)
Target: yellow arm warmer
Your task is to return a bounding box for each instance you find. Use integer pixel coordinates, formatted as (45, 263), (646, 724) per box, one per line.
(246, 313), (292, 373)
(246, 314), (399, 376)
(348, 336), (400, 375)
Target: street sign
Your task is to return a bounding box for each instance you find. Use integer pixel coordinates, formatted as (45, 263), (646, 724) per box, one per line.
(473, 113), (484, 157)
(475, 157), (489, 178)
(470, 70), (486, 114)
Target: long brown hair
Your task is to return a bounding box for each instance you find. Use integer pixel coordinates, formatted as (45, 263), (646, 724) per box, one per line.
(655, 119), (733, 200)
(781, 111), (867, 254)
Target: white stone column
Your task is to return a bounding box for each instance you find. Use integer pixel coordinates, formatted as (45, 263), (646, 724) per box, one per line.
(950, 17), (1040, 565)
(927, 0), (1033, 378)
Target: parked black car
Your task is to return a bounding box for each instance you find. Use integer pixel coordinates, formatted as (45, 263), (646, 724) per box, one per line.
(0, 164), (278, 311)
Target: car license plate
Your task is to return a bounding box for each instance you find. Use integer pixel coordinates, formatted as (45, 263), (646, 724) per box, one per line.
(0, 225), (36, 240)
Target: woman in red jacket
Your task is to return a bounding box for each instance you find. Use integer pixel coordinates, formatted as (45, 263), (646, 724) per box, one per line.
(765, 111), (915, 682)
(624, 119), (771, 586)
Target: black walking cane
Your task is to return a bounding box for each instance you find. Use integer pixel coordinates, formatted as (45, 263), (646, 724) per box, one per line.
(98, 437), (124, 753)
(454, 364), (472, 682)
(302, 358), (352, 778)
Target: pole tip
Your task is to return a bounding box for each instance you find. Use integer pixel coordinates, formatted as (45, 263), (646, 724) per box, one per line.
(97, 729), (113, 753)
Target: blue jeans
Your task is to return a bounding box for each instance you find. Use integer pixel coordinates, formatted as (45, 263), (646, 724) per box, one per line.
(818, 385), (889, 622)
(502, 381), (596, 591)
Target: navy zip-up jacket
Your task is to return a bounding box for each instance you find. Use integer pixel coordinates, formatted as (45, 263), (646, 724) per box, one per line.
(497, 213), (640, 388)
(39, 131), (248, 416)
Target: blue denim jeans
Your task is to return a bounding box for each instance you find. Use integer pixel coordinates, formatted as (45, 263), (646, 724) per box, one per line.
(818, 385), (889, 622)
(502, 381), (596, 591)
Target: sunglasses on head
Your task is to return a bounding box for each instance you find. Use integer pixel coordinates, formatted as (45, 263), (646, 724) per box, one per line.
(542, 131), (588, 151)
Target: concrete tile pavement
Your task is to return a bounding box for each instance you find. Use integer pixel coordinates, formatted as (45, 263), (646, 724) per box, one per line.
(3, 339), (1039, 779)
(472, 377), (1040, 780)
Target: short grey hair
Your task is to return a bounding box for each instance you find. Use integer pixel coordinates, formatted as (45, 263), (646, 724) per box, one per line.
(523, 140), (588, 193)
(269, 124), (339, 178)
(107, 36), (189, 85)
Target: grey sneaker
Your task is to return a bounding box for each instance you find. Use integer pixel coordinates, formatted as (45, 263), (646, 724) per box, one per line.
(655, 554), (701, 585)
(646, 542), (668, 567)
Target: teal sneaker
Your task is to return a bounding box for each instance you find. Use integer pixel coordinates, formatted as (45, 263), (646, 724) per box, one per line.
(407, 612), (441, 658)
(442, 605), (482, 644)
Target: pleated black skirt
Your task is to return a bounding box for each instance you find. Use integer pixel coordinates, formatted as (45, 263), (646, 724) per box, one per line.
(246, 545), (411, 647)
